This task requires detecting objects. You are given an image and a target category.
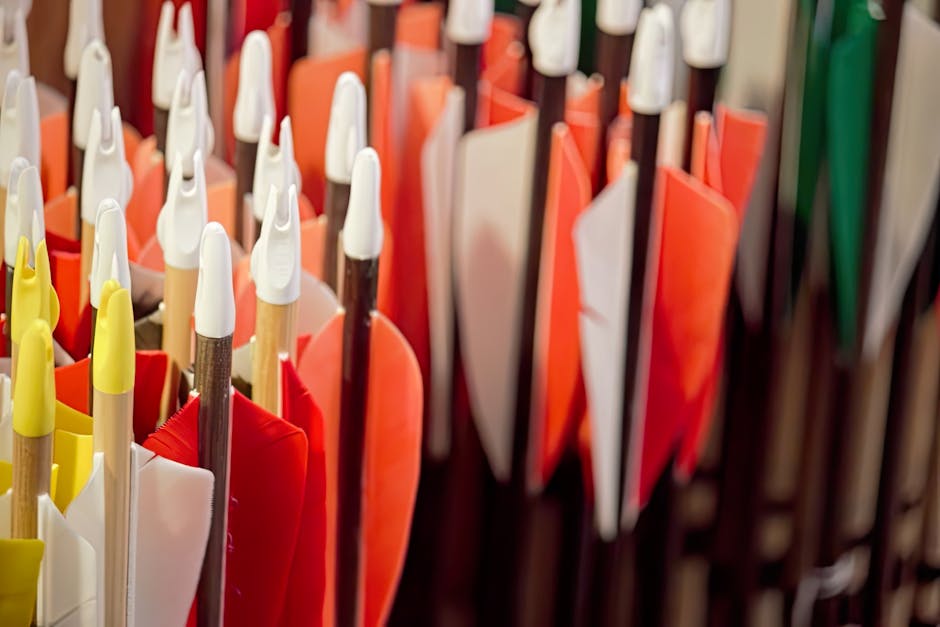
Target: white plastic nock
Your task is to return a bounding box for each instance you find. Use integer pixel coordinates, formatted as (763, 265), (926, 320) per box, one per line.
(343, 147), (383, 261)
(153, 1), (201, 111)
(194, 222), (235, 339)
(325, 72), (366, 185)
(251, 183), (301, 305)
(0, 71), (39, 188)
(166, 69), (214, 178)
(252, 115), (300, 222)
(529, 0), (581, 78)
(628, 5), (675, 116)
(64, 0), (104, 80)
(4, 157), (43, 267)
(445, 0), (494, 46)
(90, 198), (131, 309)
(0, 6), (28, 81)
(72, 38), (113, 150)
(81, 107), (133, 225)
(596, 0), (642, 36)
(680, 0), (731, 69)
(518, 0), (540, 7)
(233, 31), (274, 143)
(158, 151), (208, 270)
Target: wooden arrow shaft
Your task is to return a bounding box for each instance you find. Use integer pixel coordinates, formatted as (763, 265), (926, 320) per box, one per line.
(252, 298), (299, 415)
(336, 255), (378, 627)
(454, 43), (482, 133)
(11, 431), (52, 539)
(154, 106), (169, 158)
(595, 30), (633, 190)
(683, 66), (720, 172)
(234, 139), (258, 247)
(323, 179), (352, 294)
(94, 387), (134, 627)
(195, 332), (234, 627)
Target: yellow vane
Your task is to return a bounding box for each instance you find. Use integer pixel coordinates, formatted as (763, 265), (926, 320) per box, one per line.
(93, 280), (136, 395)
(0, 539), (44, 626)
(11, 237), (60, 345)
(12, 319), (55, 438)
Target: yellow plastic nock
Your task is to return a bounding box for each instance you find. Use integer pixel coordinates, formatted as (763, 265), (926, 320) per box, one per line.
(11, 237), (60, 345)
(12, 319), (55, 438)
(93, 280), (135, 395)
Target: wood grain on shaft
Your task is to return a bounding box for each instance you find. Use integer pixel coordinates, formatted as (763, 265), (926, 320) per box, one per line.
(323, 180), (351, 293)
(251, 298), (298, 415)
(162, 265), (198, 422)
(454, 43), (481, 133)
(11, 432), (52, 539)
(335, 256), (377, 627)
(162, 266), (198, 371)
(683, 67), (720, 172)
(154, 106), (169, 157)
(234, 140), (258, 247)
(80, 220), (95, 309)
(194, 333), (233, 627)
(93, 388), (133, 627)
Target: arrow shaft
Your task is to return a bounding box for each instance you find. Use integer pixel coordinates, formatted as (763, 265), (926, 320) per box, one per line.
(94, 388), (134, 627)
(11, 432), (52, 540)
(195, 332), (234, 627)
(336, 255), (378, 627)
(323, 179), (352, 294)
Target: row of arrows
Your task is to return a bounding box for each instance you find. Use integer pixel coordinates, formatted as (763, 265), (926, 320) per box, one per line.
(0, 0), (939, 626)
